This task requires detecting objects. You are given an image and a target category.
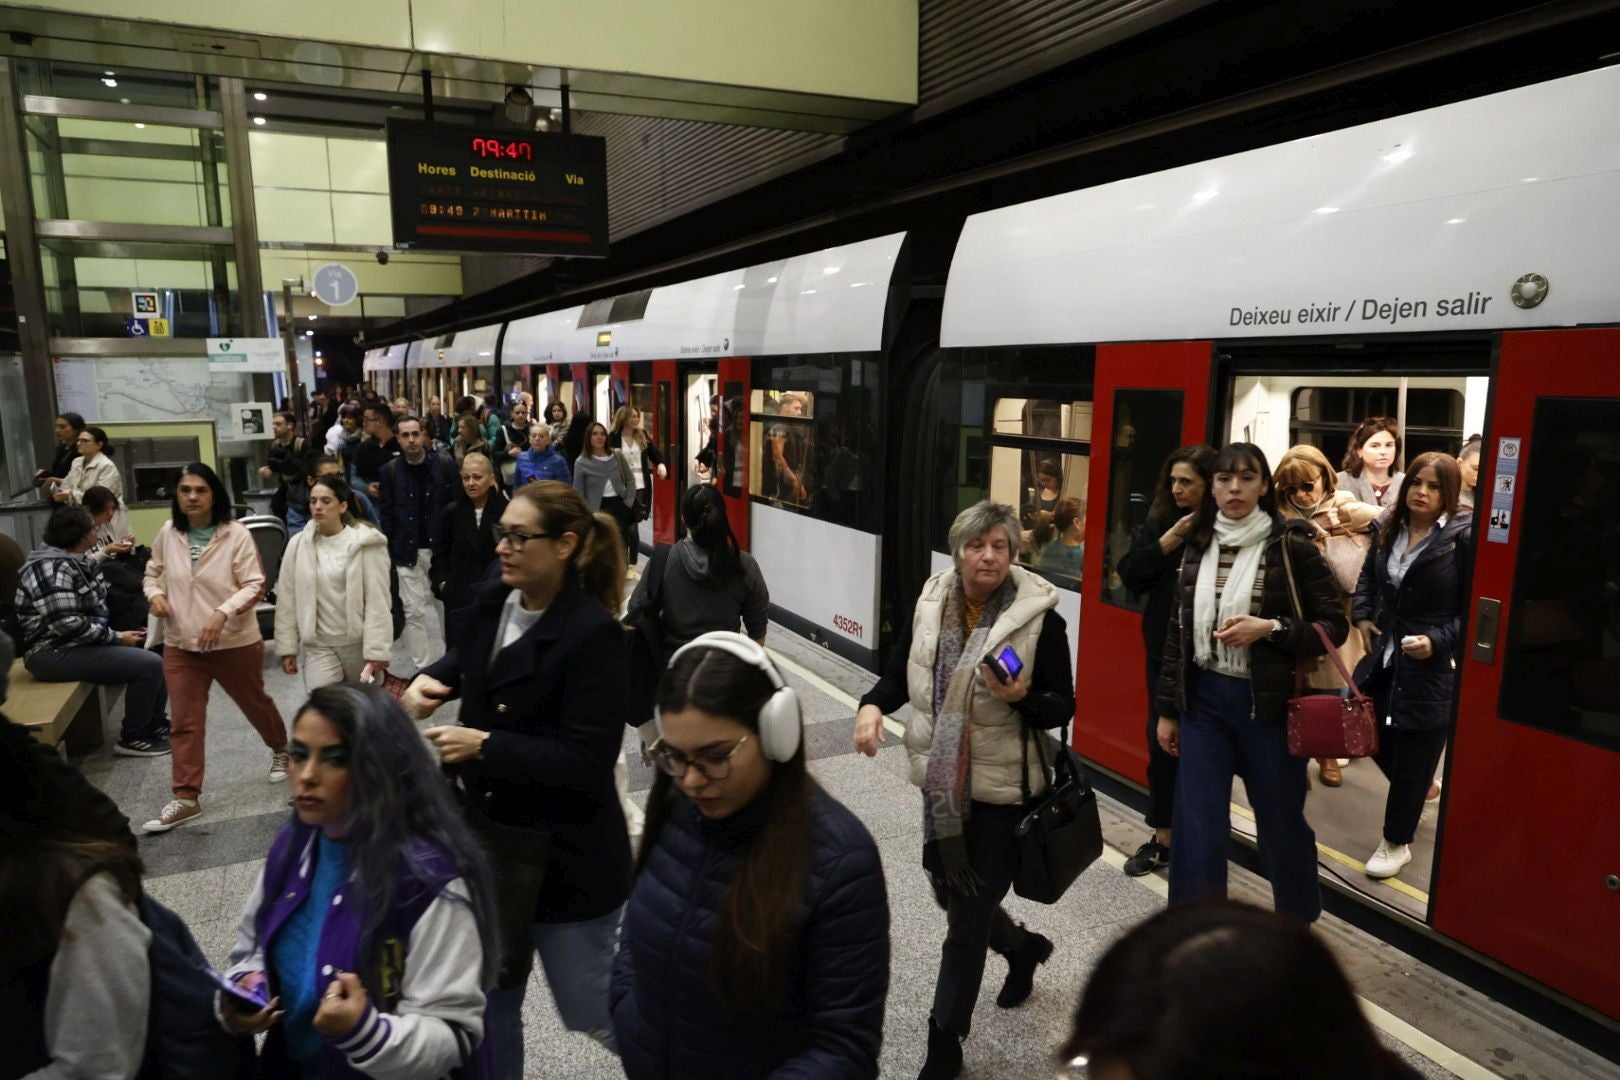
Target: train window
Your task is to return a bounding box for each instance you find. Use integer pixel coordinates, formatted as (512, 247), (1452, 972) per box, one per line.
(746, 357), (882, 530)
(760, 389), (815, 418)
(985, 397), (1091, 591)
(1291, 386), (1465, 465)
(991, 398), (1090, 441)
(1100, 389), (1185, 611)
(1498, 399), (1620, 751)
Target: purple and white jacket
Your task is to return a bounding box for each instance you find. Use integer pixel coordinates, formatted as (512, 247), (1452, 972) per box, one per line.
(224, 820), (487, 1079)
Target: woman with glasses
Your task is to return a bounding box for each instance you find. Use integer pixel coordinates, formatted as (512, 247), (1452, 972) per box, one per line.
(403, 479), (630, 1078)
(1274, 444), (1381, 787)
(52, 426), (128, 541)
(219, 685), (500, 1079)
(611, 633), (889, 1079)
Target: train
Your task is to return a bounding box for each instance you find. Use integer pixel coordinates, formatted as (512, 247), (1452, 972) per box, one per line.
(365, 64), (1620, 1031)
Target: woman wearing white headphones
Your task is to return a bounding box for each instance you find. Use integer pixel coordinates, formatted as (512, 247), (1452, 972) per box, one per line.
(610, 632), (890, 1078)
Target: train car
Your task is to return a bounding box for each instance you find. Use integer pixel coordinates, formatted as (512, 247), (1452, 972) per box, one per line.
(939, 64), (1620, 1025)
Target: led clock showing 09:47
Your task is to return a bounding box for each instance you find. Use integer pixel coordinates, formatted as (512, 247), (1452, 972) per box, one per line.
(470, 136), (534, 161)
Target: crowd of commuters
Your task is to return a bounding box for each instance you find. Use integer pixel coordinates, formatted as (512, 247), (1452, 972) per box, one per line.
(5, 390), (1477, 1080)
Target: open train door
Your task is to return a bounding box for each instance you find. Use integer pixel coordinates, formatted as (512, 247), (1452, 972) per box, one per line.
(648, 360), (679, 544)
(1075, 341), (1213, 775)
(715, 357), (752, 547)
(1432, 328), (1620, 1022)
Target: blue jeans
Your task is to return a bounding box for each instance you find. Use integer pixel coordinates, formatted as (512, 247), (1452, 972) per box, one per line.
(285, 506), (308, 533)
(25, 643), (168, 742)
(1169, 669), (1321, 922)
(486, 908), (621, 1078)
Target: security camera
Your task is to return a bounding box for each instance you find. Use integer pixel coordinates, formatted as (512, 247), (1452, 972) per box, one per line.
(375, 250), (390, 266)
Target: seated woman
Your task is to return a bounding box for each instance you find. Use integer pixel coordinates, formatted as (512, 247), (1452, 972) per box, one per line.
(611, 633), (889, 1078)
(220, 684), (499, 1079)
(1035, 498), (1087, 583)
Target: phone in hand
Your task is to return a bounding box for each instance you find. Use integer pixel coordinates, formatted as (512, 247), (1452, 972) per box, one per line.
(205, 967), (270, 1011)
(982, 645), (1025, 684)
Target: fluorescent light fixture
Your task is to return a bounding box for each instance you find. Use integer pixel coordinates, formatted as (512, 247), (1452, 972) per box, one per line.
(307, 314), (317, 320)
(252, 116), (266, 126)
(1446, 217), (1466, 225)
(849, 282), (870, 288)
(101, 78), (117, 88)
(253, 92), (267, 101)
(801, 289), (817, 295)
(822, 266), (841, 275)
(1522, 176), (1540, 183)
(766, 276), (778, 284)
(304, 330), (314, 337)
(733, 284), (745, 290)
(1314, 206), (1340, 215)
(134, 123), (146, 130)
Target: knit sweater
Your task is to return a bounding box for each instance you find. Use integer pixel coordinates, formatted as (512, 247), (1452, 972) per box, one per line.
(572, 452), (634, 511)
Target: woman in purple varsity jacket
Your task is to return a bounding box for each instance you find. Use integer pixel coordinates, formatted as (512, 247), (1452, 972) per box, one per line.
(219, 685), (500, 1079)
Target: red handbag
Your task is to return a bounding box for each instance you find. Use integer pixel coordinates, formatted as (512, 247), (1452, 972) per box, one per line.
(1279, 538), (1380, 759)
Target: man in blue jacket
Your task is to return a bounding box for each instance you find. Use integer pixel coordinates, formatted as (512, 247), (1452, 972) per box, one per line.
(378, 415), (457, 672)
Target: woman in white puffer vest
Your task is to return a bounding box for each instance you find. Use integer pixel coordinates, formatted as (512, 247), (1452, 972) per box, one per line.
(274, 473), (394, 690)
(854, 501), (1076, 1080)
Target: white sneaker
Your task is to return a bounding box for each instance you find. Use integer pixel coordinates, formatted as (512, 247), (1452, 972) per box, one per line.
(143, 798), (202, 833)
(269, 750), (290, 783)
(1365, 840), (1412, 879)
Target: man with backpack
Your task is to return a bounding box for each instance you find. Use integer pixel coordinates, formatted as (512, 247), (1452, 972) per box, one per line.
(259, 410), (314, 531)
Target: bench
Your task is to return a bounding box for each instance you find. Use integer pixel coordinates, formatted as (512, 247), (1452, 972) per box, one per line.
(6, 658), (121, 754)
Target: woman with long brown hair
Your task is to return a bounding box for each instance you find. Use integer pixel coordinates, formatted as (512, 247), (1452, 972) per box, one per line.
(403, 480), (630, 1076)
(612, 634), (889, 1077)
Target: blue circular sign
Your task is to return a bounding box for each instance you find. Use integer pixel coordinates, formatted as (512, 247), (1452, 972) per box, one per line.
(312, 263), (360, 307)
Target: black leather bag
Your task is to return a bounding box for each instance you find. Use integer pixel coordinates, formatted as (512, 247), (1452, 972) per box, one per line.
(1013, 719), (1104, 905)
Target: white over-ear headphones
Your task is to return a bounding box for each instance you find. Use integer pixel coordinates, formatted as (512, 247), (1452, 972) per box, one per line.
(664, 631), (802, 763)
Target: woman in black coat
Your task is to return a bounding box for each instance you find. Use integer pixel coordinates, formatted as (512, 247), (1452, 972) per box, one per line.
(1351, 452), (1471, 881)
(429, 451), (508, 648)
(1156, 444), (1346, 924)
(1116, 444), (1215, 877)
(404, 479), (630, 1079)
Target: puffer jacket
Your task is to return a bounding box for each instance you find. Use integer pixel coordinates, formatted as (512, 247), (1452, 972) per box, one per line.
(894, 565), (1071, 805)
(272, 523), (393, 661)
(610, 785), (889, 1079)
(1156, 517), (1347, 724)
(1351, 512), (1473, 731)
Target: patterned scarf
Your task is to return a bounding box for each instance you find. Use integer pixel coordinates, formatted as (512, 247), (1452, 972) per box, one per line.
(924, 572), (1015, 895)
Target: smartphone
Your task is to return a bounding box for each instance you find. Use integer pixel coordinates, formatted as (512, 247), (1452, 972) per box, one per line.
(982, 645), (1025, 683)
(205, 967), (270, 1011)
(1401, 635), (1420, 647)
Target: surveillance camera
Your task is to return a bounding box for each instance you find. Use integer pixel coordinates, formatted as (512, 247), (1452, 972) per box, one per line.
(9, 31), (35, 47)
(375, 250), (390, 266)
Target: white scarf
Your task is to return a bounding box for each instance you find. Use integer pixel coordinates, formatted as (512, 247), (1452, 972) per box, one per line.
(1192, 510), (1273, 675)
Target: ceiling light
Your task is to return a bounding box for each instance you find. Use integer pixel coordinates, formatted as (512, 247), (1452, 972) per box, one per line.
(119, 97), (130, 104)
(1314, 206), (1340, 215)
(307, 314), (317, 320)
(304, 330), (314, 337)
(314, 350), (322, 357)
(822, 266), (841, 275)
(1522, 177), (1540, 183)
(1446, 217), (1466, 225)
(315, 357), (324, 367)
(1191, 187), (1218, 204)
(733, 284), (745, 290)
(802, 289), (817, 295)
(849, 282), (870, 288)
(134, 123), (145, 130)
(766, 276), (778, 284)
(101, 78), (117, 88)
(253, 91), (267, 101)
(252, 116), (266, 126)
(104, 70), (115, 76)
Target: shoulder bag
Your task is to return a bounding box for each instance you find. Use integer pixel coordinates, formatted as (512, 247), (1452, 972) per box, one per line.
(1013, 715), (1104, 904)
(1280, 535), (1379, 759)
(625, 543), (673, 723)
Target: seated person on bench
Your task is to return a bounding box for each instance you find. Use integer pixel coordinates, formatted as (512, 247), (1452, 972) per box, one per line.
(14, 507), (171, 757)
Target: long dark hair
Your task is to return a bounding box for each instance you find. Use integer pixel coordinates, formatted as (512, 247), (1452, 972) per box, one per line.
(509, 479), (625, 612)
(1378, 452), (1462, 553)
(640, 648), (811, 1013)
(169, 462), (232, 529)
(1340, 417), (1402, 478)
(291, 686), (501, 989)
(1189, 443), (1278, 550)
(682, 483), (742, 578)
(1063, 901), (1414, 1079)
(1149, 444), (1217, 519)
(81, 425), (114, 458)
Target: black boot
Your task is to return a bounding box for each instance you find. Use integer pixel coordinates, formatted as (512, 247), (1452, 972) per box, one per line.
(918, 1016), (963, 1080)
(995, 929), (1054, 1008)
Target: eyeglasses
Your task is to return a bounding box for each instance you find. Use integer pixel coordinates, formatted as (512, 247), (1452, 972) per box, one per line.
(650, 735), (750, 781)
(1293, 481), (1317, 493)
(493, 527), (554, 551)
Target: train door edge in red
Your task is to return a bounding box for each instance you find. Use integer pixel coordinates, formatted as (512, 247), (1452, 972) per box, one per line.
(715, 357), (751, 547)
(1431, 327), (1620, 1022)
(651, 360), (678, 545)
(1076, 341), (1214, 775)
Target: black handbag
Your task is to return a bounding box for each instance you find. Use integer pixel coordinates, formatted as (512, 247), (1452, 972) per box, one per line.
(1013, 718), (1104, 905)
(624, 543), (673, 722)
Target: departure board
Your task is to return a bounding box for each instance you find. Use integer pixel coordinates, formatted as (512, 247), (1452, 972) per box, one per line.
(385, 119), (608, 257)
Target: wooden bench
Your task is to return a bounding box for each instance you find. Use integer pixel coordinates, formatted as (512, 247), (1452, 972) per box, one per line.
(6, 658), (120, 754)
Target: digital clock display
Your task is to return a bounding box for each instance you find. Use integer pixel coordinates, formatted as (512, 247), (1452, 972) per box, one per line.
(470, 136), (534, 161)
(386, 118), (607, 257)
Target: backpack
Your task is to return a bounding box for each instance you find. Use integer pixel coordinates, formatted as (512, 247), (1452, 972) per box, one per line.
(624, 544), (673, 724)
(136, 892), (255, 1080)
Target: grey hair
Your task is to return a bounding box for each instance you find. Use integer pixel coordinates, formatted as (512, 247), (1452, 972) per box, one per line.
(948, 500), (1022, 565)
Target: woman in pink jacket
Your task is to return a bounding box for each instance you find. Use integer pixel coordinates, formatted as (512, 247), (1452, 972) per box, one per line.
(142, 463), (289, 834)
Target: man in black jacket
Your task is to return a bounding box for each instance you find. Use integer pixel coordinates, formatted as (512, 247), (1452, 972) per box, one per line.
(258, 411), (313, 529)
(378, 415), (456, 672)
(353, 402), (402, 500)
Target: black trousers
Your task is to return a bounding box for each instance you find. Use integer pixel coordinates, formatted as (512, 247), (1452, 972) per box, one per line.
(1145, 655), (1178, 830)
(926, 800), (1029, 1037)
(601, 495), (638, 565)
(1371, 723), (1447, 845)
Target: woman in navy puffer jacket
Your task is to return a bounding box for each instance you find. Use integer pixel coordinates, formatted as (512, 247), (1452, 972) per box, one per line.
(610, 633), (890, 1079)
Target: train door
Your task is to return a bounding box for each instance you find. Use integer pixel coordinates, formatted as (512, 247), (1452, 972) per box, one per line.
(650, 360), (679, 544)
(1432, 328), (1620, 1021)
(1076, 342), (1213, 774)
(716, 357), (752, 546)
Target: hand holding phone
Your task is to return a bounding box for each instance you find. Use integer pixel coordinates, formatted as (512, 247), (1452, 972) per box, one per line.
(207, 967), (270, 1011)
(981, 645), (1025, 684)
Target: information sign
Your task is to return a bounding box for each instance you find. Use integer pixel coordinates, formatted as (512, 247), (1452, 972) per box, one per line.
(385, 119), (608, 257)
(209, 337), (288, 373)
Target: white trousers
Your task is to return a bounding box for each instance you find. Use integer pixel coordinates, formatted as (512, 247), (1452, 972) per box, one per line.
(396, 549), (437, 671)
(302, 642), (366, 691)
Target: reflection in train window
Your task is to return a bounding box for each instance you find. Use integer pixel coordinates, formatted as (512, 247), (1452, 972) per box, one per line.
(991, 398), (1090, 441)
(1291, 386), (1465, 465)
(721, 380), (746, 499)
(747, 356), (881, 531)
(1499, 398), (1620, 751)
(760, 389), (815, 418)
(985, 397), (1091, 591)
(1101, 389), (1184, 611)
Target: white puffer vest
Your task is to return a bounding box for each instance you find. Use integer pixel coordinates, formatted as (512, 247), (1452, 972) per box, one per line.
(902, 565), (1060, 805)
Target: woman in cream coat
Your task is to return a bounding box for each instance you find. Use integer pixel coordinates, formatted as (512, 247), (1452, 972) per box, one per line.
(53, 425), (128, 540)
(854, 501), (1076, 1080)
(274, 473), (394, 690)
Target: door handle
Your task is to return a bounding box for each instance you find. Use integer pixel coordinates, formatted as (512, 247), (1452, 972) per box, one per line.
(1472, 597), (1503, 664)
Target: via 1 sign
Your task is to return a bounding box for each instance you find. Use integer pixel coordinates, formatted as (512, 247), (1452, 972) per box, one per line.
(384, 118), (608, 258)
(312, 263), (359, 307)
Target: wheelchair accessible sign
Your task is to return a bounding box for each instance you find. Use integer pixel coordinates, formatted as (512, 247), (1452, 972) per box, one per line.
(209, 337), (288, 373)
